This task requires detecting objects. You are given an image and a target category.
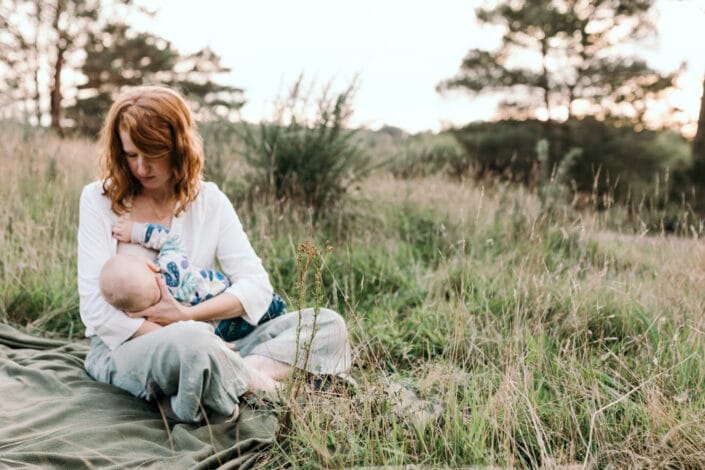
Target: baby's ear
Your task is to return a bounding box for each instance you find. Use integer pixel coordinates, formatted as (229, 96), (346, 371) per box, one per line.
(147, 260), (159, 273)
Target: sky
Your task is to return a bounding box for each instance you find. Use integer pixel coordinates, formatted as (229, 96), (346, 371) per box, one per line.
(142, 0), (705, 135)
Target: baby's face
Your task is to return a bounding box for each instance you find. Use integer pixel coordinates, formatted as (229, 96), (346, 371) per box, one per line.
(129, 275), (161, 312)
(126, 260), (162, 312)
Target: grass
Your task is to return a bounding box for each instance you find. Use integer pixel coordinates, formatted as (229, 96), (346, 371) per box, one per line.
(3, 121), (705, 467)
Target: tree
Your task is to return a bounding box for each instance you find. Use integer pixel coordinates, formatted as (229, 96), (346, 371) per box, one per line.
(0, 0), (139, 132)
(691, 75), (705, 181)
(66, 22), (179, 135)
(169, 47), (245, 122)
(0, 0), (45, 123)
(438, 0), (677, 127)
(66, 23), (244, 136)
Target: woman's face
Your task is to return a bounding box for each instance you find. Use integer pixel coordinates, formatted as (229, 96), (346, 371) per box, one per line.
(120, 129), (172, 192)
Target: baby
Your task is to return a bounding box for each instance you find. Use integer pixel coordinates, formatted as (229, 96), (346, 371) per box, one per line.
(100, 254), (163, 313)
(99, 218), (286, 341)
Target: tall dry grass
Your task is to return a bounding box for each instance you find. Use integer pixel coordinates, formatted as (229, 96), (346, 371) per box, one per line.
(0, 123), (98, 337)
(3, 121), (705, 467)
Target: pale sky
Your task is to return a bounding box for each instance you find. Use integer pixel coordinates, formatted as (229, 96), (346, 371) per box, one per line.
(143, 0), (705, 134)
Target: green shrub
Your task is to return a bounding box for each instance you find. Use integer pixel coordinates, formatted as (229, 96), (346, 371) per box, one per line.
(451, 118), (692, 207)
(536, 139), (582, 221)
(238, 78), (372, 219)
(199, 121), (251, 204)
(451, 119), (544, 183)
(389, 132), (468, 180)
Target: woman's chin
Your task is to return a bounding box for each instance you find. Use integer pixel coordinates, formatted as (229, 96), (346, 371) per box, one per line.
(139, 179), (170, 192)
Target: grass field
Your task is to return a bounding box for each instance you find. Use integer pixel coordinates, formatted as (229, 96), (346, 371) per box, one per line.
(2, 122), (705, 467)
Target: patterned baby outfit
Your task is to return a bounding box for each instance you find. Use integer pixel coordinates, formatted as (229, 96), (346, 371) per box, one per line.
(131, 222), (286, 340)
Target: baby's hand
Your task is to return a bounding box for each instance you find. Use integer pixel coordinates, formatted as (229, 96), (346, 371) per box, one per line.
(112, 215), (133, 242)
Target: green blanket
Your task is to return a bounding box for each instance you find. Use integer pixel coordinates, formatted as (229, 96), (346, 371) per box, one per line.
(0, 323), (278, 469)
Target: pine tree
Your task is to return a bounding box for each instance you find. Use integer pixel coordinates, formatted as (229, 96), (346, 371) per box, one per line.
(67, 23), (244, 136)
(168, 47), (245, 122)
(66, 22), (179, 136)
(438, 0), (677, 126)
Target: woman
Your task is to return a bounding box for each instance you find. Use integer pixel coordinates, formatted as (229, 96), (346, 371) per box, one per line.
(77, 86), (351, 423)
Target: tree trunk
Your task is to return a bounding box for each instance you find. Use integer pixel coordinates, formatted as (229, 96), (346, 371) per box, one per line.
(33, 64), (41, 125)
(49, 0), (65, 135)
(693, 74), (705, 169)
(49, 46), (64, 134)
(33, 0), (42, 125)
(567, 86), (575, 122)
(540, 37), (551, 123)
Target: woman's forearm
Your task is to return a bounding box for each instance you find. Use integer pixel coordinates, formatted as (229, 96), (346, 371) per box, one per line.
(131, 319), (163, 338)
(184, 292), (245, 322)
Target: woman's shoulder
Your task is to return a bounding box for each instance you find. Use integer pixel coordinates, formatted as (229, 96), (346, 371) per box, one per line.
(82, 180), (104, 193)
(79, 181), (115, 219)
(196, 180), (230, 205)
(198, 180), (221, 195)
(182, 180), (231, 215)
(80, 180), (108, 203)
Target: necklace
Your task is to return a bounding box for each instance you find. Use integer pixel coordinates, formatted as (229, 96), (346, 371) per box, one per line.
(144, 196), (175, 223)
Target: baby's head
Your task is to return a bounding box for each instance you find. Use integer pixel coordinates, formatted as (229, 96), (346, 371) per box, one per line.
(99, 254), (161, 312)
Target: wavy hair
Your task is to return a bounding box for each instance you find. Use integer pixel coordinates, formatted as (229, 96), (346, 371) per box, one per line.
(100, 86), (203, 216)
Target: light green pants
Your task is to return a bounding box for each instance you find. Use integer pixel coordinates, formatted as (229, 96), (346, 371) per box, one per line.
(84, 308), (351, 423)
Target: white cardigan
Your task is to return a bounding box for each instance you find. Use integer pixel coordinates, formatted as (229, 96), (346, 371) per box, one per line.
(77, 180), (273, 350)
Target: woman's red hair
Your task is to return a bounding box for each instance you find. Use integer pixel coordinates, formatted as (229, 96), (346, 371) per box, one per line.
(100, 86), (203, 216)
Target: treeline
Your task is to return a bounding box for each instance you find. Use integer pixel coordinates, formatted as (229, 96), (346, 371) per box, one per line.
(3, 0), (705, 227)
(434, 0), (705, 212)
(391, 120), (691, 206)
(0, 0), (241, 137)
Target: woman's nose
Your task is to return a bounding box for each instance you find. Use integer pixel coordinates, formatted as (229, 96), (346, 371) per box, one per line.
(136, 157), (150, 175)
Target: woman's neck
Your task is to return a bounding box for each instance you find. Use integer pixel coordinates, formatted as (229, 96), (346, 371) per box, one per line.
(140, 188), (173, 206)
(134, 190), (175, 224)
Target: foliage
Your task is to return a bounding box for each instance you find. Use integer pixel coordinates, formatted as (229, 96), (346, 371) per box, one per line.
(451, 119), (545, 183)
(388, 132), (468, 180)
(438, 0), (678, 126)
(354, 125), (408, 168)
(536, 138), (582, 220)
(0, 5), (242, 136)
(0, 0), (141, 132)
(451, 118), (692, 203)
(237, 78), (372, 219)
(65, 22), (177, 136)
(66, 23), (244, 137)
(168, 47), (244, 122)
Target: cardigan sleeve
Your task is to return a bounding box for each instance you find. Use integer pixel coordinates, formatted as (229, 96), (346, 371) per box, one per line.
(77, 183), (145, 350)
(213, 188), (273, 326)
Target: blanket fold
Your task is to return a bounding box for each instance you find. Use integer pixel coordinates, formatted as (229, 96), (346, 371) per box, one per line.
(0, 322), (278, 469)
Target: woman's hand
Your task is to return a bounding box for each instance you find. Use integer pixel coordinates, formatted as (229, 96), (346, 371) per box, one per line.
(127, 276), (190, 325)
(112, 215), (133, 242)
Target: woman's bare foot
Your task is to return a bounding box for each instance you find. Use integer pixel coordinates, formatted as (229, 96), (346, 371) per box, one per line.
(243, 354), (293, 381)
(242, 355), (292, 401)
(247, 368), (280, 396)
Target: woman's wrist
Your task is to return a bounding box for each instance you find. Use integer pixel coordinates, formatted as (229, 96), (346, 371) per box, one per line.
(178, 303), (193, 322)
